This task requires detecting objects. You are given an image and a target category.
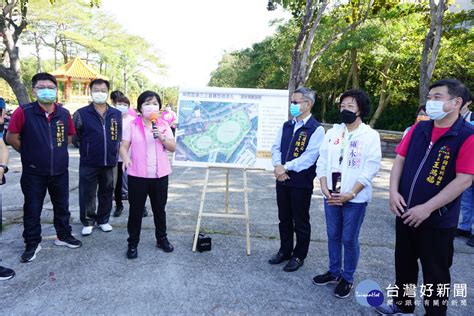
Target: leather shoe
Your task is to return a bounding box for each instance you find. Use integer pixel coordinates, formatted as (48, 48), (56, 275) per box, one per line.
(268, 252), (292, 264)
(113, 205), (124, 217)
(127, 247), (138, 259)
(156, 237), (174, 253)
(283, 257), (304, 272)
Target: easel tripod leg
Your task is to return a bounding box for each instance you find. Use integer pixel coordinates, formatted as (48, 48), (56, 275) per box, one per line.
(193, 168), (210, 252)
(244, 169), (251, 255)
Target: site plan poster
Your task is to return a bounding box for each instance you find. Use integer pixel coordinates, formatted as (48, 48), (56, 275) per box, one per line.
(173, 87), (289, 170)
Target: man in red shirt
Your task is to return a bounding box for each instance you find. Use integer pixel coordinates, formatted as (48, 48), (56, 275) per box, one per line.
(376, 79), (474, 315)
(7, 72), (82, 263)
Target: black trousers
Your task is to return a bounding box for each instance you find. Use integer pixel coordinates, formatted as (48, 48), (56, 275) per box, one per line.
(127, 175), (168, 247)
(114, 162), (123, 208)
(79, 166), (114, 226)
(394, 218), (456, 315)
(21, 171), (72, 245)
(276, 183), (312, 260)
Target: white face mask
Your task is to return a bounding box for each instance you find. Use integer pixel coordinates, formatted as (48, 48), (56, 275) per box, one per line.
(92, 92), (108, 104)
(426, 99), (454, 121)
(116, 104), (129, 115)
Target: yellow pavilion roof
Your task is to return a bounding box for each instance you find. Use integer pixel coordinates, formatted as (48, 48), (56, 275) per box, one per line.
(51, 57), (108, 81)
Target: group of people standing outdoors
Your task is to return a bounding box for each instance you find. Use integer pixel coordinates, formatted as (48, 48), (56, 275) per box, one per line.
(0, 72), (472, 315)
(269, 79), (473, 315)
(0, 72), (177, 267)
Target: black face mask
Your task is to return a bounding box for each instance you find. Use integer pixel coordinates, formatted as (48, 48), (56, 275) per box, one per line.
(340, 109), (358, 124)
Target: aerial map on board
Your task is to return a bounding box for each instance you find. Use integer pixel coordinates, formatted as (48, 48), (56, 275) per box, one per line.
(175, 100), (258, 166)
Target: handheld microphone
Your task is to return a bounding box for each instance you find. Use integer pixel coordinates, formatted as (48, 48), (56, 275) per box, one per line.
(150, 113), (159, 139)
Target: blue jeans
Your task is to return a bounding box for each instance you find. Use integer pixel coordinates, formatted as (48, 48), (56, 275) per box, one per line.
(324, 200), (367, 283)
(458, 184), (473, 233)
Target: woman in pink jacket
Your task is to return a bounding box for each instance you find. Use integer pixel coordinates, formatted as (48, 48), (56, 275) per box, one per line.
(119, 91), (176, 259)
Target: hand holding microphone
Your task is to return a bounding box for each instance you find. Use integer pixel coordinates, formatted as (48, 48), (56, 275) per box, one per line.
(150, 112), (160, 139)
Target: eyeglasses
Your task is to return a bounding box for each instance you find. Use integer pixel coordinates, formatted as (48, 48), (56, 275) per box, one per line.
(35, 86), (57, 90)
(292, 100), (307, 104)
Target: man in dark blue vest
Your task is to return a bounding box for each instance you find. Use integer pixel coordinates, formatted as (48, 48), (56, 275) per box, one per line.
(376, 79), (474, 315)
(7, 72), (82, 263)
(269, 87), (325, 272)
(73, 79), (122, 236)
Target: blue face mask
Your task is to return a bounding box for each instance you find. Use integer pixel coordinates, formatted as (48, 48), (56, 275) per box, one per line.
(289, 102), (302, 117)
(37, 88), (57, 104)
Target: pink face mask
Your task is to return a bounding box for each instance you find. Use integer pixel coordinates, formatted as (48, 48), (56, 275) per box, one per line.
(142, 105), (160, 119)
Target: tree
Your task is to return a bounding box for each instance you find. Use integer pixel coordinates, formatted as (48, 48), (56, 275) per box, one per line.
(0, 0), (30, 104)
(0, 0), (100, 105)
(20, 0), (163, 102)
(419, 0), (447, 107)
(212, 0), (472, 130)
(268, 0), (374, 98)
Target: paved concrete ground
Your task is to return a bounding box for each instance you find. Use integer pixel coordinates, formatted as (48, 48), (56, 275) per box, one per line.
(1, 148), (473, 315)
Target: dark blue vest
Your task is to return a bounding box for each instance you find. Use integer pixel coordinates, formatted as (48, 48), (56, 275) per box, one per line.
(77, 103), (122, 167)
(20, 102), (70, 176)
(280, 116), (321, 189)
(399, 117), (474, 228)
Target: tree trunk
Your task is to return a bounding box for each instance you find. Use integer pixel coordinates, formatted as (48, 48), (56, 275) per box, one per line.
(369, 61), (392, 127)
(320, 92), (327, 122)
(288, 0), (318, 100)
(0, 2), (30, 105)
(419, 0), (446, 107)
(344, 63), (352, 92)
(33, 32), (43, 72)
(288, 0), (373, 99)
(0, 66), (30, 105)
(351, 48), (359, 89)
(59, 27), (69, 64)
(123, 70), (128, 94)
(54, 36), (58, 68)
(350, 3), (360, 89)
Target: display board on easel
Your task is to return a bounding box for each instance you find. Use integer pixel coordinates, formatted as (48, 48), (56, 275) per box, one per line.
(173, 87), (289, 170)
(173, 87), (289, 255)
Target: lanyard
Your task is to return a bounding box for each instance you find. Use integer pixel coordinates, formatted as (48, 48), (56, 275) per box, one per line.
(338, 127), (352, 167)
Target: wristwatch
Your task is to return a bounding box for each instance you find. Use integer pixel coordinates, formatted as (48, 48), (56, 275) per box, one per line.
(350, 192), (356, 199)
(0, 164), (8, 173)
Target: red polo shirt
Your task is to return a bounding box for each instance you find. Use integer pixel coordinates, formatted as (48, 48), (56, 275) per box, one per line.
(9, 103), (76, 136)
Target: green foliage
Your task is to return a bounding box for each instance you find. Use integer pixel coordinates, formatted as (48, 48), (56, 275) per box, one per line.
(212, 1), (473, 131)
(20, 0), (164, 103)
(209, 21), (297, 89)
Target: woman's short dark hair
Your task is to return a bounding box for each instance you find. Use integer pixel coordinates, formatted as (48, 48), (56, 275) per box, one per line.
(32, 72), (58, 88)
(115, 96), (130, 106)
(339, 89), (371, 118)
(89, 78), (110, 91)
(110, 90), (124, 103)
(137, 91), (162, 113)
